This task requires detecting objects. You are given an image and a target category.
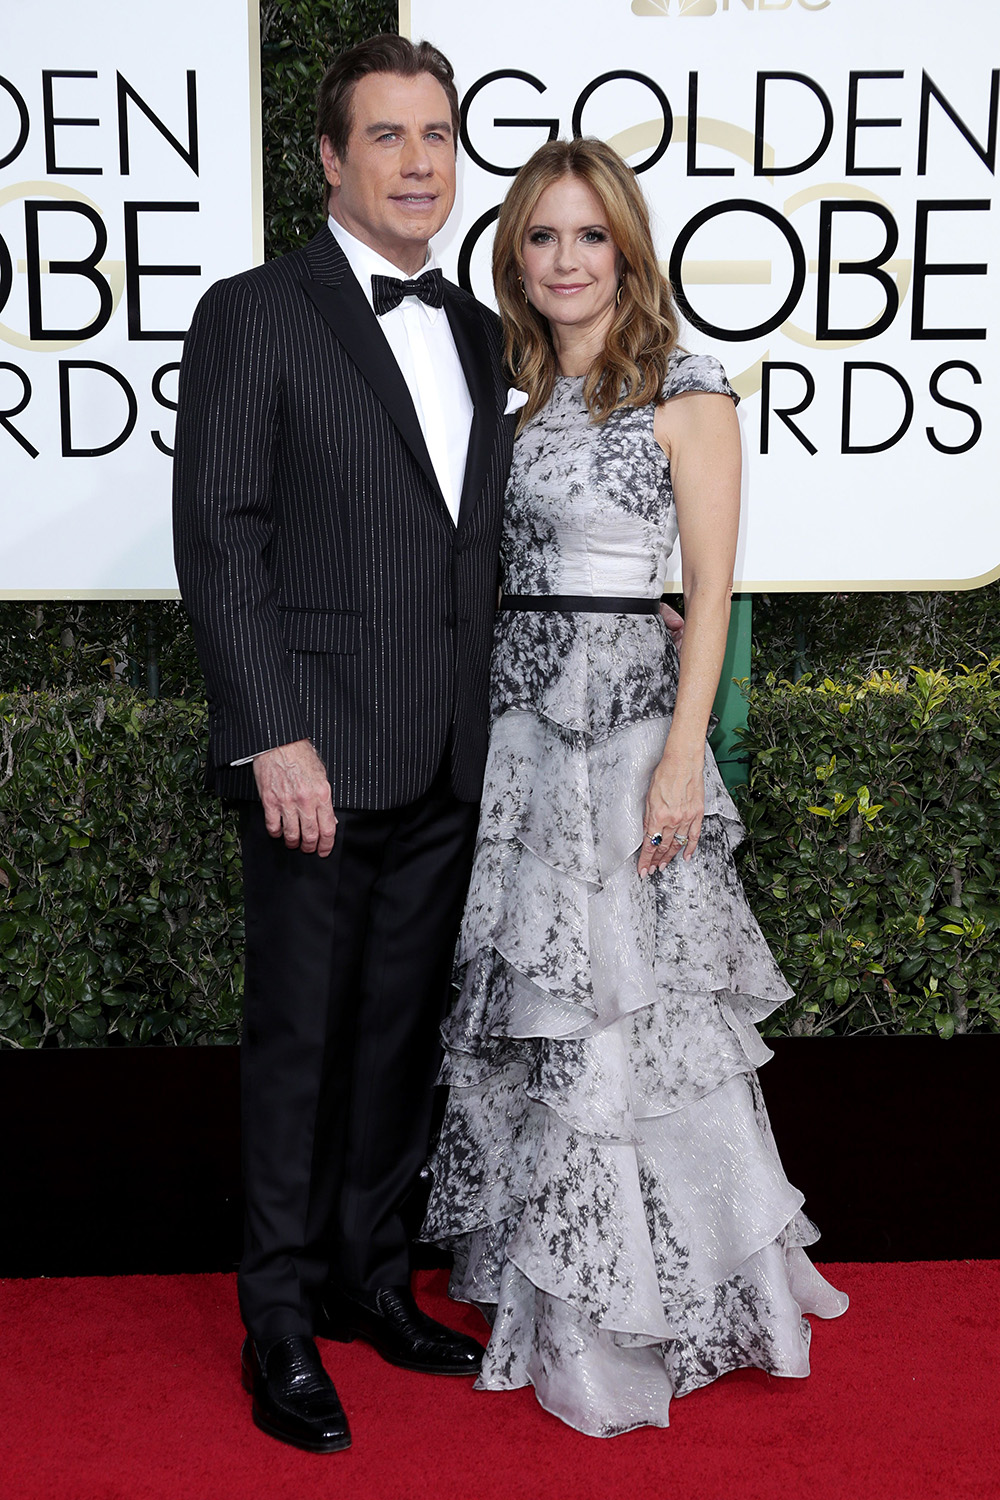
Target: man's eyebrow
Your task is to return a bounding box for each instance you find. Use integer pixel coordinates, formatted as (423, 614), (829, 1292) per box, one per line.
(362, 120), (454, 136)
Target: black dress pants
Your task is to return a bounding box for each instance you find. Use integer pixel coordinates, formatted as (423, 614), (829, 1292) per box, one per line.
(236, 762), (479, 1339)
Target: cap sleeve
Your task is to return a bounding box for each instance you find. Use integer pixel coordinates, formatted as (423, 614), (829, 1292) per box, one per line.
(661, 350), (739, 407)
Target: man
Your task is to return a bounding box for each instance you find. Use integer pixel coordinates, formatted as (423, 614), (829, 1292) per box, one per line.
(173, 35), (515, 1454)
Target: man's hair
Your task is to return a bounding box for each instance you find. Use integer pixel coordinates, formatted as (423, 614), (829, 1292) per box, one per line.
(316, 34), (460, 205)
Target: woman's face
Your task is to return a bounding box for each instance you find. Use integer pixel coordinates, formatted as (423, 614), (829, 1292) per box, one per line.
(520, 175), (622, 343)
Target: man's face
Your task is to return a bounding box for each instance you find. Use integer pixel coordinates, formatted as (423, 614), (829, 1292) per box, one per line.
(321, 71), (457, 275)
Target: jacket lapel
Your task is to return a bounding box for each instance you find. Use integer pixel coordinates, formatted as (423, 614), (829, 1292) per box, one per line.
(299, 229), (443, 503)
(444, 286), (501, 531)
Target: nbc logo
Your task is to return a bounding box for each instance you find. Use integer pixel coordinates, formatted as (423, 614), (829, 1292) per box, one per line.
(632, 0), (830, 14)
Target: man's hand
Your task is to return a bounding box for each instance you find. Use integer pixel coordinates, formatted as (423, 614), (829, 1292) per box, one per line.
(659, 600), (685, 651)
(253, 739), (337, 857)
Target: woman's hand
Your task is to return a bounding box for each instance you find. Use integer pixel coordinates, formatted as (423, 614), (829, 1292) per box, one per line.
(637, 750), (705, 877)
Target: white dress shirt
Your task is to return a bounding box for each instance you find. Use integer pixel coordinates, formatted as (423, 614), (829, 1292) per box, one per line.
(327, 216), (474, 525)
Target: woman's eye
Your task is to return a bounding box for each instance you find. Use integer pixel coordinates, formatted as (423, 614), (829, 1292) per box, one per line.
(528, 231), (553, 245)
(583, 230), (608, 243)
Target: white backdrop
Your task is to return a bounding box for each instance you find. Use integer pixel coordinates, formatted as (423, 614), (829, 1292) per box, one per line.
(0, 0), (262, 597)
(2, 2), (996, 595)
(405, 0), (1000, 590)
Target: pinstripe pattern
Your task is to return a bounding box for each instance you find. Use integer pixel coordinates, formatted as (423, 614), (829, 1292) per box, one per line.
(172, 228), (513, 808)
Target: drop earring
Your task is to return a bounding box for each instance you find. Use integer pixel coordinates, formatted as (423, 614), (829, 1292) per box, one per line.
(518, 275), (529, 304)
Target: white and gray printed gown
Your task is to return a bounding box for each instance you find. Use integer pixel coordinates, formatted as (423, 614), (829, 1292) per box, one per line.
(422, 350), (848, 1438)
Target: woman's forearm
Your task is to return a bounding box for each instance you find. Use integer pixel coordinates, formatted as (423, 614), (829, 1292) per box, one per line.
(661, 583), (732, 762)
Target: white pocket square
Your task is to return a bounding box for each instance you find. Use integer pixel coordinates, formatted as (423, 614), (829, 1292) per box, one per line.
(504, 388), (529, 415)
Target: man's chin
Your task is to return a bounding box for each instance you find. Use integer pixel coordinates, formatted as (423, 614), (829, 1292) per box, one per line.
(389, 213), (448, 242)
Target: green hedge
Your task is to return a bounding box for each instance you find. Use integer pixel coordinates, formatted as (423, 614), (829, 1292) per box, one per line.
(3, 668), (1000, 1046)
(0, 693), (242, 1047)
(751, 582), (1000, 683)
(0, 601), (204, 699)
(737, 664), (1000, 1037)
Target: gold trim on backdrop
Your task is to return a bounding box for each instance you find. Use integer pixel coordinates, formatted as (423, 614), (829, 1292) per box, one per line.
(398, 1), (412, 39)
(608, 117), (775, 180)
(0, 590), (184, 601)
(248, 0), (265, 266)
(729, 353), (767, 402)
(656, 557), (1000, 596)
(7, 555), (1000, 604)
(682, 260), (771, 285)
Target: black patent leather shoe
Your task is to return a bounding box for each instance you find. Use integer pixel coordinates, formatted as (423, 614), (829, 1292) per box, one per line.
(241, 1334), (351, 1453)
(316, 1284), (484, 1375)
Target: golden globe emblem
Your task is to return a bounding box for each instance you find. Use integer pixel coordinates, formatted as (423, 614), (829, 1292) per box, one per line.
(631, 0), (831, 13)
(631, 0), (719, 13)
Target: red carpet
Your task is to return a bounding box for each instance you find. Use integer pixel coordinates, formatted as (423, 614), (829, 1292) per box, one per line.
(1, 1263), (997, 1500)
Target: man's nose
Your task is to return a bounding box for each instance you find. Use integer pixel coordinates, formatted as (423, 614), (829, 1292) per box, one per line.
(400, 136), (433, 175)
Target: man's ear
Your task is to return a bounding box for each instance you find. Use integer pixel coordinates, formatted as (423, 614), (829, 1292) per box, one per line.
(319, 135), (342, 191)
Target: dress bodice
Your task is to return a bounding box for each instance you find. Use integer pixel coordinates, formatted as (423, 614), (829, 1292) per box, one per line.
(501, 351), (738, 599)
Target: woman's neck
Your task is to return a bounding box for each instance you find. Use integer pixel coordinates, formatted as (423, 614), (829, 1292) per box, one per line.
(550, 321), (609, 378)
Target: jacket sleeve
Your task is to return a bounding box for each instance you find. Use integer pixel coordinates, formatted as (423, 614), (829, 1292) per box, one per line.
(172, 274), (310, 767)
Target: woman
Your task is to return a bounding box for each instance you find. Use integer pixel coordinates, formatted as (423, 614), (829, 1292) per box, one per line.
(422, 138), (847, 1437)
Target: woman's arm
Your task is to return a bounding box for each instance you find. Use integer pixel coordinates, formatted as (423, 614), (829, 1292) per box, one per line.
(636, 390), (741, 878)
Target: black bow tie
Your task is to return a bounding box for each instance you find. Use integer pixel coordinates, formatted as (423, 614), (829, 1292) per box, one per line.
(371, 268), (444, 316)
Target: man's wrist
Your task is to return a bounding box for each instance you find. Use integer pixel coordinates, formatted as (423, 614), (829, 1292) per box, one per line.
(234, 737), (317, 768)
(231, 748), (275, 766)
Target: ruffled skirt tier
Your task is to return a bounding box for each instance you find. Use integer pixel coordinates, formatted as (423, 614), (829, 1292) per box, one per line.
(423, 614), (847, 1436)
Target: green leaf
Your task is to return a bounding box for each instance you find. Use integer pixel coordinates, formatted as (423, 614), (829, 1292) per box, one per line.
(68, 1012), (100, 1039)
(897, 957), (926, 983)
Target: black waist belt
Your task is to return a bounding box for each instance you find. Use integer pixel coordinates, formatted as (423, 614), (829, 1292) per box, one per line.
(500, 594), (660, 615)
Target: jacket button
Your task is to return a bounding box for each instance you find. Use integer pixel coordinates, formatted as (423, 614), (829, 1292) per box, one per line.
(445, 612), (456, 629)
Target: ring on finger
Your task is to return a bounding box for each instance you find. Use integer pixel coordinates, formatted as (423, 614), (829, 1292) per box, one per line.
(672, 832), (689, 847)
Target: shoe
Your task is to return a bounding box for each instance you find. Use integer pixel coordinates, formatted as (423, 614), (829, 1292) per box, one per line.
(241, 1334), (351, 1453)
(316, 1284), (484, 1375)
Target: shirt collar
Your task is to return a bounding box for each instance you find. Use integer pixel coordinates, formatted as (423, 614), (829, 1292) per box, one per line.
(327, 215), (440, 321)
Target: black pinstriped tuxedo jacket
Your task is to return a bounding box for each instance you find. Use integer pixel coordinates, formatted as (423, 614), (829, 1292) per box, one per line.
(172, 227), (514, 808)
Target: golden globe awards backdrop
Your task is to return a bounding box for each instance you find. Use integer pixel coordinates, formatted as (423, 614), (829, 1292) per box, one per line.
(404, 0), (1000, 590)
(0, 0), (262, 597)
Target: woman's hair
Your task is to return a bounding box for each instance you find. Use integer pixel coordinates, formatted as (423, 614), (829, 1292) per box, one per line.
(493, 137), (680, 427)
